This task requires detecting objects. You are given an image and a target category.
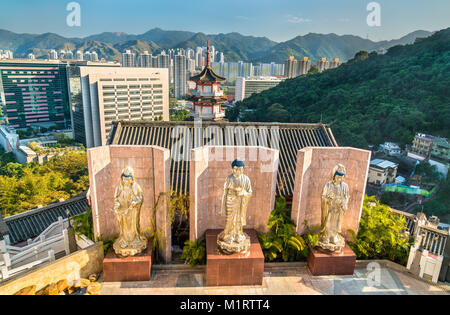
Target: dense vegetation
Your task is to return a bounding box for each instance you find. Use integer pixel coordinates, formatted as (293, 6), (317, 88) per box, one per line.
(228, 28), (450, 149)
(0, 150), (89, 217)
(418, 172), (450, 221)
(348, 196), (412, 265)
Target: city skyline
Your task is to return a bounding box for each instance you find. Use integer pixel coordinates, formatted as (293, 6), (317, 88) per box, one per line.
(0, 0), (449, 42)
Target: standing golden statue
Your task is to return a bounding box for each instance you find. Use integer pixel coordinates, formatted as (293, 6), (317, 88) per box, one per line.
(113, 166), (147, 257)
(318, 164), (350, 253)
(217, 160), (253, 254)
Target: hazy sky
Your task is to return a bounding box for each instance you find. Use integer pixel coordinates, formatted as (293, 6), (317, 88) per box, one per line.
(1, 0), (449, 42)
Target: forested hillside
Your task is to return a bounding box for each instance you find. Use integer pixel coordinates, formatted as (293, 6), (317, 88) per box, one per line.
(228, 28), (450, 148)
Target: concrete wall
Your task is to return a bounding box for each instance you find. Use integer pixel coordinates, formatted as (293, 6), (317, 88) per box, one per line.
(87, 145), (172, 262)
(0, 242), (103, 295)
(291, 147), (371, 238)
(190, 146), (279, 241)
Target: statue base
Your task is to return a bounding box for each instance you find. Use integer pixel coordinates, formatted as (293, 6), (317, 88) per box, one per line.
(217, 231), (251, 254)
(316, 241), (345, 253)
(113, 237), (147, 257)
(103, 246), (152, 282)
(206, 229), (264, 286)
(307, 244), (356, 276)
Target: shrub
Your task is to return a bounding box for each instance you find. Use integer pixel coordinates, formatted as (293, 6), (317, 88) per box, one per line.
(348, 195), (412, 265)
(181, 238), (206, 266)
(258, 196), (308, 262)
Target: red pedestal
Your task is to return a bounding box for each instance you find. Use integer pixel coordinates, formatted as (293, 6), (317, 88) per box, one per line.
(206, 229), (264, 286)
(307, 244), (356, 276)
(103, 246), (152, 282)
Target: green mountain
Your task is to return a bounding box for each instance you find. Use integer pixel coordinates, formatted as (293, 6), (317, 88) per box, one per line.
(175, 32), (277, 62)
(0, 28), (434, 64)
(252, 30), (433, 63)
(227, 28), (450, 149)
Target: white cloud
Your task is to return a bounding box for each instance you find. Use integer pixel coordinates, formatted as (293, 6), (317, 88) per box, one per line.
(286, 15), (312, 23)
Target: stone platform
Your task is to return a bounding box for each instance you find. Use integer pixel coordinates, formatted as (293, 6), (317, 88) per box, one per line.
(206, 229), (264, 286)
(103, 246), (152, 282)
(307, 244), (356, 276)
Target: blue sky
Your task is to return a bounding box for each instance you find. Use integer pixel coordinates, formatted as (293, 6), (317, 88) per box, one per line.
(0, 0), (449, 42)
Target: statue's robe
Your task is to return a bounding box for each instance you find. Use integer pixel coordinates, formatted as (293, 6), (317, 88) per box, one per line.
(114, 182), (144, 248)
(320, 181), (349, 243)
(221, 174), (252, 243)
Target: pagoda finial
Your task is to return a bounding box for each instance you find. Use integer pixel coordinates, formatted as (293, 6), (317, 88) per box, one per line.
(206, 40), (210, 67)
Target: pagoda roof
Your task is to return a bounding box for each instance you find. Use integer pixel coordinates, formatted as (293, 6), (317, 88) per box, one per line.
(190, 65), (226, 82)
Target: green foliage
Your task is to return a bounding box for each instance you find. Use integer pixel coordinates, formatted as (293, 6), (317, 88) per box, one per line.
(72, 207), (94, 241)
(181, 238), (206, 266)
(258, 197), (309, 262)
(170, 109), (191, 121)
(348, 196), (412, 265)
(99, 236), (117, 256)
(414, 162), (442, 183)
(418, 172), (450, 219)
(0, 151), (89, 217)
(229, 28), (450, 149)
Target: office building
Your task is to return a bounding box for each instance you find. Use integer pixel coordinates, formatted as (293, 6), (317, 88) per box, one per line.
(76, 51), (84, 61)
(235, 76), (285, 102)
(27, 53), (36, 60)
(72, 67), (169, 147)
(0, 59), (72, 130)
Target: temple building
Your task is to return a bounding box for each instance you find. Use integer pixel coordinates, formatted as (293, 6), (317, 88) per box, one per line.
(188, 42), (227, 120)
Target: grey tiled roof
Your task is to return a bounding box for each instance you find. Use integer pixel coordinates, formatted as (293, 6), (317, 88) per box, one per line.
(108, 121), (338, 197)
(4, 192), (89, 244)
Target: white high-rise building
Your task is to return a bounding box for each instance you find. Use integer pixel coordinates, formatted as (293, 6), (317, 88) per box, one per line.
(174, 54), (187, 98)
(84, 51), (92, 61)
(235, 76), (285, 101)
(48, 49), (58, 60)
(76, 50), (84, 61)
(66, 51), (74, 60)
(75, 67), (169, 147)
(91, 51), (99, 62)
(122, 50), (136, 67)
(297, 56), (312, 76)
(316, 57), (329, 72)
(138, 51), (152, 67)
(328, 58), (342, 69)
(27, 53), (36, 60)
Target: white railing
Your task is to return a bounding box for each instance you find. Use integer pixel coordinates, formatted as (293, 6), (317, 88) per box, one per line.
(0, 217), (70, 282)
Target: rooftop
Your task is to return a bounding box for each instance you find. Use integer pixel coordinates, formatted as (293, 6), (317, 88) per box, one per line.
(107, 120), (337, 196)
(190, 65), (226, 82)
(370, 159), (398, 169)
(3, 192), (88, 244)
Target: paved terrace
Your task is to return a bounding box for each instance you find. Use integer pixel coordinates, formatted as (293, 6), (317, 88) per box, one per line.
(100, 260), (450, 295)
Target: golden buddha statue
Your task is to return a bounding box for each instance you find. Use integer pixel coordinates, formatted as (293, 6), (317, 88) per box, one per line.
(112, 166), (147, 257)
(217, 160), (252, 254)
(318, 164), (350, 252)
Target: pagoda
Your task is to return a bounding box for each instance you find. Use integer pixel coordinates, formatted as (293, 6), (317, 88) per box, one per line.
(188, 41), (227, 120)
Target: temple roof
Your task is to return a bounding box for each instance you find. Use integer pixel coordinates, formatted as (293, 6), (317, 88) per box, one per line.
(107, 121), (338, 197)
(190, 65), (226, 82)
(3, 192), (88, 244)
